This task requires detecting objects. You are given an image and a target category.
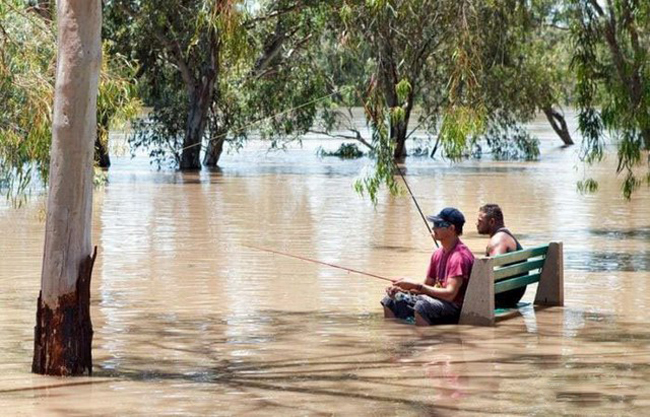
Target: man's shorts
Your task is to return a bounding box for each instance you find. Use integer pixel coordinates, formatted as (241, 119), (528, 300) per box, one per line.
(381, 292), (461, 325)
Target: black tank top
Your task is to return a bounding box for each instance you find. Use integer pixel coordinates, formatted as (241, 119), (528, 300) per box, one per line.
(493, 227), (526, 308)
(495, 227), (523, 252)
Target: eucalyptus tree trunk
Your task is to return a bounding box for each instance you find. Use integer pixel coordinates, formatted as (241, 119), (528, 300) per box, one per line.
(180, 80), (215, 170)
(543, 106), (574, 146)
(203, 128), (227, 167)
(32, 0), (101, 376)
(95, 129), (111, 168)
(392, 98), (414, 160)
(179, 31), (218, 170)
(377, 45), (412, 160)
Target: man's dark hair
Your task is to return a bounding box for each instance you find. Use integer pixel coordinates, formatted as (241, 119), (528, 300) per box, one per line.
(454, 223), (463, 236)
(479, 204), (504, 225)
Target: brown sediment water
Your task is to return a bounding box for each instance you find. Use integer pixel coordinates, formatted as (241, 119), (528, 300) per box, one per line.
(1, 113), (649, 415)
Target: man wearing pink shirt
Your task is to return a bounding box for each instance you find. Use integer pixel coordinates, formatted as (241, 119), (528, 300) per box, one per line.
(381, 207), (475, 326)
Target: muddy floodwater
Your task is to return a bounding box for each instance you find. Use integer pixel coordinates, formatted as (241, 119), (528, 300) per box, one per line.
(1, 114), (650, 416)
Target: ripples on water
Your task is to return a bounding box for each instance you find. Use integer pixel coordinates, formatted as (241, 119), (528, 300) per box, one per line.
(1, 114), (650, 415)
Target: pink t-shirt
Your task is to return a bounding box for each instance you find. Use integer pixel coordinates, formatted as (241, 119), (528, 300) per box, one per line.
(426, 239), (475, 306)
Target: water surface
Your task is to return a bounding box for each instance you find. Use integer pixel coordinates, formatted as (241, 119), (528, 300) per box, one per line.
(1, 114), (649, 416)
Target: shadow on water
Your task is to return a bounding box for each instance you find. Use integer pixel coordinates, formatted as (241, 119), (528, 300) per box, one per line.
(513, 227), (650, 243)
(402, 165), (529, 176)
(91, 310), (541, 415)
(84, 308), (650, 414)
(371, 244), (427, 253)
(587, 227), (650, 241)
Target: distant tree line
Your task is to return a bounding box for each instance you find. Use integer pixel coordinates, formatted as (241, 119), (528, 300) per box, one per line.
(1, 0), (648, 199)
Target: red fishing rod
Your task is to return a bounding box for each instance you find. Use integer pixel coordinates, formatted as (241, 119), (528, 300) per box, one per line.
(244, 244), (396, 283)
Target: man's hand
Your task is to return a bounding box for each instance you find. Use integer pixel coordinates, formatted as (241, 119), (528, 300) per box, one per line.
(393, 280), (421, 292)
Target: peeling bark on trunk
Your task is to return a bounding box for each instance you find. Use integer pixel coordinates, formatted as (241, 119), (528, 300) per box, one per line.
(33, 0), (101, 377)
(33, 248), (97, 375)
(543, 107), (574, 146)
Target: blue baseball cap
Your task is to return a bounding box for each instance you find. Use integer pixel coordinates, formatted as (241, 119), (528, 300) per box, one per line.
(426, 207), (466, 229)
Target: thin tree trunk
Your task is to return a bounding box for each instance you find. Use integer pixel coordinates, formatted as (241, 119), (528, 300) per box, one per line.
(203, 128), (226, 167)
(392, 121), (408, 160)
(642, 129), (650, 151)
(95, 132), (111, 168)
(33, 0), (101, 376)
(543, 107), (574, 146)
(393, 91), (415, 160)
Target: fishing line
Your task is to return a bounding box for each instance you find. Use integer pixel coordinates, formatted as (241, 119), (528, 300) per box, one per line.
(392, 161), (439, 248)
(244, 244), (396, 283)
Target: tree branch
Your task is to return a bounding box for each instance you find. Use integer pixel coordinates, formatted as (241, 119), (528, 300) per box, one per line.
(587, 0), (605, 17)
(117, 3), (196, 93)
(242, 4), (302, 29)
(308, 129), (374, 150)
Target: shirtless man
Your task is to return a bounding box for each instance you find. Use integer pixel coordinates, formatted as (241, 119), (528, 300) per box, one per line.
(476, 204), (525, 308)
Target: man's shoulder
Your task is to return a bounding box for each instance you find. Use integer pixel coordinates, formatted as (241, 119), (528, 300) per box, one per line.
(492, 230), (517, 248)
(452, 241), (475, 261)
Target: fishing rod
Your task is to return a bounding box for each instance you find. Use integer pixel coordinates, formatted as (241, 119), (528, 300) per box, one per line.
(392, 160), (439, 248)
(244, 244), (396, 283)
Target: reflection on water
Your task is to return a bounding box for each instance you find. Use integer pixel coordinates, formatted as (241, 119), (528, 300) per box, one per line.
(588, 227), (650, 241)
(1, 113), (650, 415)
(565, 251), (650, 272)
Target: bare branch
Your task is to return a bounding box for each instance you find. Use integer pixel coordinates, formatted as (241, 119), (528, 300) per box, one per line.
(308, 129), (374, 150)
(242, 4), (301, 29)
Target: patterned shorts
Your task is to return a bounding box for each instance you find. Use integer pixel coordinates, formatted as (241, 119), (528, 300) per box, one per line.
(381, 292), (461, 325)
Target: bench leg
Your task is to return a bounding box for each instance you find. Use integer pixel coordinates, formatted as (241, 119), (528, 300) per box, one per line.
(459, 258), (495, 326)
(534, 241), (564, 306)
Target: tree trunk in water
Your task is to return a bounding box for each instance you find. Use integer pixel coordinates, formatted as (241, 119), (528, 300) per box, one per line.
(203, 134), (226, 167)
(392, 121), (408, 161)
(32, 0), (101, 376)
(543, 107), (574, 146)
(392, 99), (413, 161)
(642, 129), (650, 151)
(180, 81), (214, 170)
(95, 133), (111, 168)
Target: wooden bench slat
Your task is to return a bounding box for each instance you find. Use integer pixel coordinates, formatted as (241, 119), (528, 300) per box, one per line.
(494, 259), (546, 281)
(491, 245), (549, 267)
(495, 273), (541, 294)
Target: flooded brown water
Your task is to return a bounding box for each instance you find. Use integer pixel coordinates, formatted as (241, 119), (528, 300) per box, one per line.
(1, 114), (650, 416)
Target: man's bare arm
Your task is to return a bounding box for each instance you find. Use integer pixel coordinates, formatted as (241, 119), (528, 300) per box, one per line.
(419, 276), (464, 302)
(487, 232), (517, 256)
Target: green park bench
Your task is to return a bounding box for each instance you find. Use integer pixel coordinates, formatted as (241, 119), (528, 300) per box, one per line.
(459, 242), (564, 326)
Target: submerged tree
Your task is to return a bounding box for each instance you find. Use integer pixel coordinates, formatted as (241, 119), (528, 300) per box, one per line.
(570, 0), (650, 198)
(474, 0), (574, 159)
(32, 0), (101, 376)
(106, 0), (329, 170)
(331, 0), (465, 160)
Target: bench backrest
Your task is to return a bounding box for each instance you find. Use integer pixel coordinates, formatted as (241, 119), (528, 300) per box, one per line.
(492, 244), (549, 294)
(459, 241), (563, 326)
